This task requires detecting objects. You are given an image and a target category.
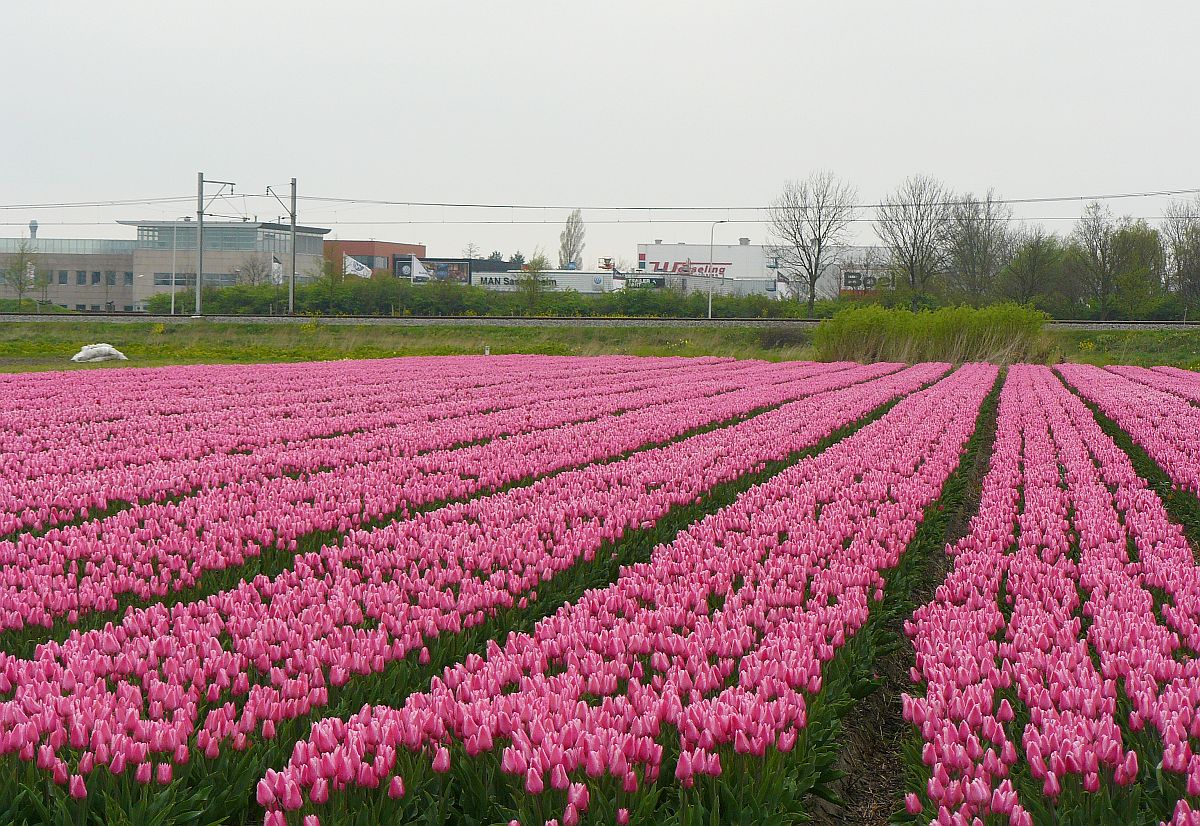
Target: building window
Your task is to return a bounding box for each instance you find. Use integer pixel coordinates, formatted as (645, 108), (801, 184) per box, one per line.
(153, 272), (196, 286)
(76, 271), (86, 285)
(123, 272), (133, 286)
(75, 304), (86, 311)
(123, 305), (133, 312)
(105, 271), (117, 286)
(91, 272), (101, 285)
(57, 270), (68, 285)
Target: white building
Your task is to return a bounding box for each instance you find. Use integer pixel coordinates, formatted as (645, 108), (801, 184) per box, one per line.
(635, 239), (893, 300)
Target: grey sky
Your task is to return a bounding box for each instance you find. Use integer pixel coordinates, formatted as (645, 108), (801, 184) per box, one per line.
(2, 1), (1197, 264)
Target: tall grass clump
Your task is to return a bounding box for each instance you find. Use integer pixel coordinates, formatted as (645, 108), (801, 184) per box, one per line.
(812, 303), (1051, 364)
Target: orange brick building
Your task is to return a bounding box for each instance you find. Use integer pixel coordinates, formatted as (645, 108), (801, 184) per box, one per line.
(324, 240), (426, 273)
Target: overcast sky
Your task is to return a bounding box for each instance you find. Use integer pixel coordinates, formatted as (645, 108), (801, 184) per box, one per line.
(2, 1), (1197, 264)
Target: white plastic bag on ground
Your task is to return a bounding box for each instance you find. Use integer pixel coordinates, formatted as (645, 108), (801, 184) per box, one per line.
(70, 343), (128, 363)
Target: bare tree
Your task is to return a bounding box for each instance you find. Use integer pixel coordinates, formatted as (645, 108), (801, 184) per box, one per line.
(1162, 196), (1200, 311)
(237, 254), (272, 286)
(767, 171), (858, 317)
(1, 240), (38, 310)
(874, 175), (952, 310)
(944, 189), (1013, 305)
(558, 209), (586, 270)
(462, 243), (481, 260)
(1072, 201), (1118, 319)
(1000, 226), (1064, 304)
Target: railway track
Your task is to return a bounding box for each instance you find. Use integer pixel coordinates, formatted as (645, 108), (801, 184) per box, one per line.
(0, 313), (1197, 331)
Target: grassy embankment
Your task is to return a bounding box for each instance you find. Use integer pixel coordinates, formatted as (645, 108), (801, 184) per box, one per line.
(0, 308), (1198, 371)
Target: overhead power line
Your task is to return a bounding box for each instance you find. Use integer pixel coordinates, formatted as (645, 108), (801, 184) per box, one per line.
(0, 196), (195, 211)
(6, 215), (1200, 229)
(2, 187), (1198, 214)
(296, 187), (1200, 212)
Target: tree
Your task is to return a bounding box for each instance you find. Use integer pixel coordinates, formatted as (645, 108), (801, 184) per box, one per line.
(1, 239), (38, 311)
(487, 250), (505, 262)
(236, 254), (272, 286)
(509, 251), (526, 268)
(874, 175), (952, 310)
(462, 243), (481, 260)
(1072, 202), (1118, 319)
(517, 251), (551, 313)
(999, 227), (1064, 305)
(944, 189), (1013, 306)
(1162, 197), (1200, 311)
(767, 171), (858, 317)
(1112, 219), (1165, 318)
(558, 209), (586, 270)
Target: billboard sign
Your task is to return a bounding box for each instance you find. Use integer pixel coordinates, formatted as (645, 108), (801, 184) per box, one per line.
(472, 270), (612, 294)
(394, 256), (470, 284)
(624, 275), (666, 289)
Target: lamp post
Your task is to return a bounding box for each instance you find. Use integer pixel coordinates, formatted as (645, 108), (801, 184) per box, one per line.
(707, 220), (728, 320)
(169, 216), (193, 316)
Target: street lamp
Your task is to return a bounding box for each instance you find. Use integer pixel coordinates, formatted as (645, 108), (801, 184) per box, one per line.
(170, 216), (192, 316)
(707, 220), (728, 320)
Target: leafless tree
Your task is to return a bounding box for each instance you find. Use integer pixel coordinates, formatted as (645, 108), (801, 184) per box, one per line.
(237, 254), (272, 286)
(767, 171), (858, 317)
(1, 239), (39, 310)
(1072, 201), (1118, 319)
(558, 209), (586, 270)
(462, 243), (481, 260)
(874, 175), (952, 310)
(944, 189), (1014, 305)
(1162, 196), (1200, 309)
(1000, 226), (1064, 305)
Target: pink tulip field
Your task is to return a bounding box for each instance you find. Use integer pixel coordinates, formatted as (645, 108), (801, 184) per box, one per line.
(1, 355), (1199, 825)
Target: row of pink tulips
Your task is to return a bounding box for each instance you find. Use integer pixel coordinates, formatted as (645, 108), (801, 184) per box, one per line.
(1058, 363), (1200, 497)
(0, 360), (879, 634)
(1104, 364), (1200, 405)
(0, 363), (950, 805)
(257, 363), (996, 825)
(904, 364), (1200, 825)
(0, 356), (754, 534)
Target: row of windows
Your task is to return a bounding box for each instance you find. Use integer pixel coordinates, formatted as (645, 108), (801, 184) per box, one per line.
(137, 226), (321, 253)
(152, 272), (239, 287)
(55, 270), (134, 286)
(66, 304), (135, 312)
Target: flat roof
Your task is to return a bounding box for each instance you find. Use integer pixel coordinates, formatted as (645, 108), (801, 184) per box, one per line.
(117, 220), (330, 235)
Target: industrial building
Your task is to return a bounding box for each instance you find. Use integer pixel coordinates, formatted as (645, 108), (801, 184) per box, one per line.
(635, 239), (892, 300)
(0, 219), (329, 312)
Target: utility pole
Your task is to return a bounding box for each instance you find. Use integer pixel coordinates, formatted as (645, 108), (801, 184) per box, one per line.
(290, 178), (297, 314)
(196, 172), (203, 316)
(268, 177), (300, 314)
(195, 172), (237, 316)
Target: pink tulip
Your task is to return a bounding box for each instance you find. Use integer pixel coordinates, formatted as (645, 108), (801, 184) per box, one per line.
(68, 774), (87, 800)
